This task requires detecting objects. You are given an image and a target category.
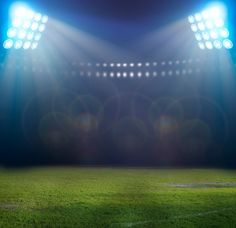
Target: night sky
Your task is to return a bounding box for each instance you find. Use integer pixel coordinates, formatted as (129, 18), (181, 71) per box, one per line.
(0, 0), (236, 167)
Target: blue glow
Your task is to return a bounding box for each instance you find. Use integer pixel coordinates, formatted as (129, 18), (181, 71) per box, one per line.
(205, 41), (213, 49)
(223, 39), (233, 49)
(198, 42), (205, 50)
(7, 28), (17, 38)
(220, 28), (229, 38)
(213, 40), (222, 49)
(3, 39), (14, 49)
(14, 40), (23, 49)
(210, 30), (218, 39)
(205, 2), (227, 19)
(188, 2), (233, 50)
(3, 2), (49, 50)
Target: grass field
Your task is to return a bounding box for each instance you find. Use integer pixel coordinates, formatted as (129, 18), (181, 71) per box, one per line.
(0, 168), (236, 227)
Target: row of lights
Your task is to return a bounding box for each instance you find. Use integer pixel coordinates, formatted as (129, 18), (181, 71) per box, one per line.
(68, 69), (201, 78)
(3, 61), (236, 75)
(198, 39), (233, 50)
(72, 59), (200, 68)
(3, 40), (38, 50)
(4, 65), (199, 77)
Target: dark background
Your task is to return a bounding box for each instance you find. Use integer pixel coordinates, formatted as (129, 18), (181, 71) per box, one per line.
(0, 0), (236, 167)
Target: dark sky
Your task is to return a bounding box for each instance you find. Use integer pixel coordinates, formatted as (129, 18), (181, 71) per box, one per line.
(3, 0), (209, 22)
(36, 0), (204, 23)
(28, 0), (234, 21)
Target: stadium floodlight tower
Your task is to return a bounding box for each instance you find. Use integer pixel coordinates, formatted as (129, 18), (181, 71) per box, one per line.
(188, 3), (233, 50)
(3, 3), (48, 50)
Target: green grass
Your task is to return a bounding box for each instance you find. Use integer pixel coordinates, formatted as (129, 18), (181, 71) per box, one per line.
(0, 168), (236, 227)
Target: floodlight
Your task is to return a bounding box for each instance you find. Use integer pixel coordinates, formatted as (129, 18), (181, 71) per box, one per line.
(12, 18), (22, 28)
(195, 33), (202, 41)
(15, 40), (23, 49)
(205, 41), (213, 49)
(14, 6), (26, 18)
(195, 13), (202, 22)
(202, 10), (210, 19)
(202, 32), (210, 40)
(3, 39), (14, 49)
(188, 16), (195, 23)
(18, 30), (27, 39)
(3, 3), (49, 50)
(26, 10), (34, 19)
(198, 42), (205, 50)
(7, 28), (17, 38)
(213, 40), (222, 49)
(34, 13), (42, 22)
(23, 41), (31, 49)
(220, 28), (229, 38)
(39, 24), (46, 32)
(223, 39), (233, 49)
(191, 24), (198, 32)
(27, 32), (34, 40)
(198, 22), (205, 31)
(31, 22), (39, 31)
(42, 16), (48, 23)
(23, 21), (31, 29)
(210, 30), (218, 39)
(215, 18), (224, 27)
(205, 21), (214, 29)
(35, 33), (42, 41)
(188, 3), (233, 50)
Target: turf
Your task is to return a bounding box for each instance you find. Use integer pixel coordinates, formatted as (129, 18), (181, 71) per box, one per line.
(0, 168), (236, 227)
